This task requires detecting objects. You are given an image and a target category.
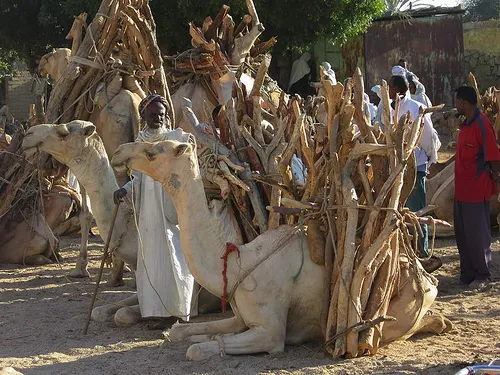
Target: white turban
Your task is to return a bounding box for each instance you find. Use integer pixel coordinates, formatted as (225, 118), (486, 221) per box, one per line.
(371, 85), (382, 100)
(321, 62), (337, 85)
(391, 65), (407, 77)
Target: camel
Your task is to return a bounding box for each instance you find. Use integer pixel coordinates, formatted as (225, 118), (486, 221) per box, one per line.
(23, 121), (139, 302)
(0, 181), (80, 265)
(37, 43), (142, 283)
(38, 48), (72, 83)
(426, 159), (500, 236)
(110, 137), (452, 361)
(172, 82), (216, 131)
(22, 121), (238, 325)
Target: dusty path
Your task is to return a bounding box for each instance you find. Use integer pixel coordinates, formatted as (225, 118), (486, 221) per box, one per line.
(1, 231), (500, 375)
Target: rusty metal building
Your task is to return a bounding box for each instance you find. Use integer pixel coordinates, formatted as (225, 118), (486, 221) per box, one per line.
(365, 7), (465, 107)
(314, 6), (465, 107)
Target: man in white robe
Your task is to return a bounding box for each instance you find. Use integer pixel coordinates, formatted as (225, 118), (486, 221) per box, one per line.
(114, 94), (195, 322)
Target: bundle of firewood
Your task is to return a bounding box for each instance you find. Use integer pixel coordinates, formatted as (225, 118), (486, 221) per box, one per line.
(173, 2), (445, 357)
(163, 0), (277, 98)
(46, 0), (172, 124)
(183, 58), (444, 356)
(0, 131), (70, 230)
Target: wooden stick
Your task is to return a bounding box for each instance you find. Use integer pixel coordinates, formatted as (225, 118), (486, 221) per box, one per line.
(205, 5), (230, 42)
(250, 54), (271, 98)
(83, 202), (121, 335)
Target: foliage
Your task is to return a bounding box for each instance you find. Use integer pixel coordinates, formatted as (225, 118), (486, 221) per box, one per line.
(0, 0), (100, 69)
(0, 49), (19, 78)
(0, 0), (385, 69)
(383, 0), (434, 16)
(463, 0), (500, 21)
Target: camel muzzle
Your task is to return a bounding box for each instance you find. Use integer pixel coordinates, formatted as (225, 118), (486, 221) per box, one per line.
(21, 133), (42, 160)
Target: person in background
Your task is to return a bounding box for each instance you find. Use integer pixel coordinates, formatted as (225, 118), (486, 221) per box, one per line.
(321, 62), (337, 85)
(407, 73), (432, 107)
(371, 85), (384, 129)
(388, 74), (442, 273)
(454, 86), (500, 287)
(288, 52), (315, 97)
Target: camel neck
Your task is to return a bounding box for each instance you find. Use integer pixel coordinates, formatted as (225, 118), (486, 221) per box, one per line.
(70, 145), (119, 239)
(169, 167), (228, 298)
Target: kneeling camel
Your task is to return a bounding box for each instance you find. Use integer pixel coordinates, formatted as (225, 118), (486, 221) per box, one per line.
(111, 138), (452, 361)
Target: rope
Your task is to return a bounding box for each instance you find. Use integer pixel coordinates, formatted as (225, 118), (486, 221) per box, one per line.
(221, 243), (240, 312)
(293, 213), (305, 282)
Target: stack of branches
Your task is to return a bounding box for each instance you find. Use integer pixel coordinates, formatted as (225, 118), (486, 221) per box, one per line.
(163, 0), (278, 97)
(0, 131), (69, 233)
(184, 60), (446, 356)
(1, 0), (170, 250)
(46, 0), (173, 124)
(182, 49), (306, 241)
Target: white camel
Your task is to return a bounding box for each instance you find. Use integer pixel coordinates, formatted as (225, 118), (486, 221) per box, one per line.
(22, 121), (238, 326)
(23, 121), (139, 311)
(38, 45), (142, 283)
(110, 137), (452, 361)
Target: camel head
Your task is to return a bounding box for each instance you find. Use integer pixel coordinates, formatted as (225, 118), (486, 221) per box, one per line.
(37, 48), (71, 81)
(23, 121), (103, 168)
(112, 140), (198, 195)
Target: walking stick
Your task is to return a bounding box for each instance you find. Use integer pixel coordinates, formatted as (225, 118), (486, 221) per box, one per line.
(83, 201), (121, 335)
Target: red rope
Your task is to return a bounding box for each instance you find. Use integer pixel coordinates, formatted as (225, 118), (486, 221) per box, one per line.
(221, 242), (240, 312)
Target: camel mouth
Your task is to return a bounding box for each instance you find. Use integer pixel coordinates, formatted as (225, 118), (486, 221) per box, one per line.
(111, 157), (129, 174)
(23, 146), (38, 160)
(21, 140), (42, 160)
(113, 163), (128, 174)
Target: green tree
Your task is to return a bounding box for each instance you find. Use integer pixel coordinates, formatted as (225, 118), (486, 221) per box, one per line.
(0, 0), (100, 70)
(0, 0), (385, 70)
(463, 0), (500, 21)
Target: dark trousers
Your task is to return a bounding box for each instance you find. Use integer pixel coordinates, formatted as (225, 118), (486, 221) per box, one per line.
(454, 200), (492, 283)
(406, 171), (428, 257)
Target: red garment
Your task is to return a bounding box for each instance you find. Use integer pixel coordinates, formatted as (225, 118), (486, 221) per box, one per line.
(455, 109), (500, 202)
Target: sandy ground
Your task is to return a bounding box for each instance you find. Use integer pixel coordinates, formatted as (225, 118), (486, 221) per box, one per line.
(1, 230), (500, 375)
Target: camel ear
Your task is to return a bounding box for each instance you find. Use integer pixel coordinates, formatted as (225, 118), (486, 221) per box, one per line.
(83, 124), (96, 137)
(174, 143), (191, 157)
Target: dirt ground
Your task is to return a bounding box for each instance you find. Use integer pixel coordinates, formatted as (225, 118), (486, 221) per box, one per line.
(1, 229), (500, 375)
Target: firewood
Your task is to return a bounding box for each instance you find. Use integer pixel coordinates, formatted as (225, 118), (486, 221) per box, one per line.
(250, 54), (271, 98)
(469, 72), (482, 110)
(307, 218), (326, 265)
(234, 14), (252, 37)
(205, 5), (230, 42)
(250, 37), (277, 57)
(221, 15), (235, 52)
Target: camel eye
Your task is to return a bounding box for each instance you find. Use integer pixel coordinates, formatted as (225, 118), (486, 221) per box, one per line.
(57, 132), (69, 139)
(145, 151), (156, 161)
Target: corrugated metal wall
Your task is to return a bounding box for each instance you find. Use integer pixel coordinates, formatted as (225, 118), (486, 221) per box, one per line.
(364, 14), (464, 106)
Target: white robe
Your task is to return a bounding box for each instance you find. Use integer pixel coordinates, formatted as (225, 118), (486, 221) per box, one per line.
(124, 126), (195, 319)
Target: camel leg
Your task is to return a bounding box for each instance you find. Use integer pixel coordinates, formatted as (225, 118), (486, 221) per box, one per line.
(91, 294), (139, 322)
(186, 333), (236, 343)
(169, 316), (246, 342)
(106, 257), (125, 287)
(23, 254), (53, 265)
(412, 314), (453, 336)
(69, 186), (91, 278)
(186, 325), (286, 361)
